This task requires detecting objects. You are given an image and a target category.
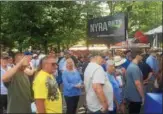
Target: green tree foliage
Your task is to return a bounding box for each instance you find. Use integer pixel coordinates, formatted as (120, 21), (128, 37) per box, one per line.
(1, 1), (161, 52)
(0, 1), (103, 52)
(107, 1), (162, 37)
(1, 2), (44, 51)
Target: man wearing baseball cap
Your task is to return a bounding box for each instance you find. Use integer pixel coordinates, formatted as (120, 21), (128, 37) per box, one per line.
(2, 53), (33, 113)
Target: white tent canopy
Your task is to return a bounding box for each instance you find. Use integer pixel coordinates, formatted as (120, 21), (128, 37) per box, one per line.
(145, 25), (162, 35)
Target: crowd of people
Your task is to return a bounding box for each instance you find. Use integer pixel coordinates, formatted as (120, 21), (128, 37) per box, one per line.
(0, 49), (162, 114)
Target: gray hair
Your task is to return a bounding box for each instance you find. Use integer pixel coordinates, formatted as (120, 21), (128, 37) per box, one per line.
(106, 60), (115, 69)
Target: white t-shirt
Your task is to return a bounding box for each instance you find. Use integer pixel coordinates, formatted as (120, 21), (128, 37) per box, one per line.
(84, 62), (113, 112)
(31, 59), (40, 69)
(116, 76), (123, 86)
(7, 64), (15, 70)
(0, 67), (8, 95)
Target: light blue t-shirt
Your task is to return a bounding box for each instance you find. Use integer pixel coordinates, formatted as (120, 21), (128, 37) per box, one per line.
(31, 59), (40, 69)
(58, 58), (66, 71)
(62, 70), (82, 96)
(0, 66), (8, 95)
(146, 55), (159, 73)
(106, 73), (122, 106)
(125, 62), (143, 102)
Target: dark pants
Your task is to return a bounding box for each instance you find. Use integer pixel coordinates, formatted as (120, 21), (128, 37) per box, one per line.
(0, 95), (7, 114)
(108, 108), (116, 114)
(128, 101), (142, 114)
(56, 70), (63, 87)
(64, 96), (79, 114)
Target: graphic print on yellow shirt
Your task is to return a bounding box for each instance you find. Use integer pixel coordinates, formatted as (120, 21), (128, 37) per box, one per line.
(46, 76), (59, 101)
(33, 70), (62, 113)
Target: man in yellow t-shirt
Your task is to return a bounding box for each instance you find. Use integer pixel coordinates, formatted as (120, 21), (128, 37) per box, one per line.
(33, 57), (62, 113)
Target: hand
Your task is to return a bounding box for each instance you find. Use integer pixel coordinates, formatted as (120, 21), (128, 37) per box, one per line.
(119, 85), (123, 88)
(116, 104), (120, 112)
(115, 72), (120, 76)
(100, 103), (108, 113)
(141, 98), (145, 106)
(100, 107), (107, 113)
(122, 99), (127, 104)
(143, 81), (148, 85)
(80, 84), (84, 89)
(121, 68), (126, 74)
(18, 56), (29, 66)
(74, 83), (82, 88)
(120, 103), (126, 114)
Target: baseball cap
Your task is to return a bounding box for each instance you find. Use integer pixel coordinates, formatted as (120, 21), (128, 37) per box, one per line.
(24, 52), (32, 55)
(114, 56), (126, 66)
(106, 60), (115, 66)
(33, 54), (38, 57)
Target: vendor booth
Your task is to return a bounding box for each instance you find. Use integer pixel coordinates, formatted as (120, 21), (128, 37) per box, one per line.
(145, 25), (162, 49)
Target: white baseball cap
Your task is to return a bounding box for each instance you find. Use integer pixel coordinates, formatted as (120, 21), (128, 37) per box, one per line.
(114, 56), (126, 66)
(33, 54), (38, 57)
(106, 60), (115, 66)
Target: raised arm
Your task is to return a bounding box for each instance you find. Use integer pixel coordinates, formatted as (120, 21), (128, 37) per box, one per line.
(2, 56), (28, 82)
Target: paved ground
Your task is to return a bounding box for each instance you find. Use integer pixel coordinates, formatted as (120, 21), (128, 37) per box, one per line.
(60, 80), (155, 114)
(60, 85), (86, 114)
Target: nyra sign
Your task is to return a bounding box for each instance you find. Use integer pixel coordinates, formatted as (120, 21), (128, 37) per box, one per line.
(90, 20), (122, 32)
(88, 13), (126, 40)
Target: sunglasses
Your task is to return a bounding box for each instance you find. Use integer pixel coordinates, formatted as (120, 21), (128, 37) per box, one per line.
(51, 62), (58, 66)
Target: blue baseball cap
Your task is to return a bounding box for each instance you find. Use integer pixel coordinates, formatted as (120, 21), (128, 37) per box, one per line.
(24, 52), (32, 55)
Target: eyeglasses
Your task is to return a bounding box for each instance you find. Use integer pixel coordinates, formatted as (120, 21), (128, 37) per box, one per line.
(51, 62), (58, 66)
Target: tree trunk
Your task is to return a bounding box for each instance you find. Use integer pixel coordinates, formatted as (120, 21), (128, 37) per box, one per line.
(44, 40), (48, 54)
(18, 41), (23, 53)
(66, 44), (69, 50)
(57, 41), (61, 52)
(61, 44), (66, 52)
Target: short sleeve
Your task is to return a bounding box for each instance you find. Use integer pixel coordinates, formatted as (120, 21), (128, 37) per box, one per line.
(146, 58), (153, 70)
(92, 68), (105, 84)
(132, 67), (141, 81)
(33, 76), (47, 99)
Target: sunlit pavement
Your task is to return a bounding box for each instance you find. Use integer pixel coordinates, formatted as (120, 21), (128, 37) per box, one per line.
(60, 84), (86, 114)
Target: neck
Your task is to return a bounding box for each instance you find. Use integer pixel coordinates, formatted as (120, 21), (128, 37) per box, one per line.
(67, 68), (73, 71)
(95, 61), (101, 65)
(42, 69), (51, 74)
(107, 72), (111, 75)
(151, 54), (156, 58)
(132, 59), (138, 64)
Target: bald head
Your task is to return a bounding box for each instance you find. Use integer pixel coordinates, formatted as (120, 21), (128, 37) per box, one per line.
(42, 57), (56, 65)
(94, 56), (103, 65)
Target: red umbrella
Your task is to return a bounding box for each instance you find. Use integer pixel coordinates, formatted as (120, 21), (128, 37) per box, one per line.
(134, 31), (148, 43)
